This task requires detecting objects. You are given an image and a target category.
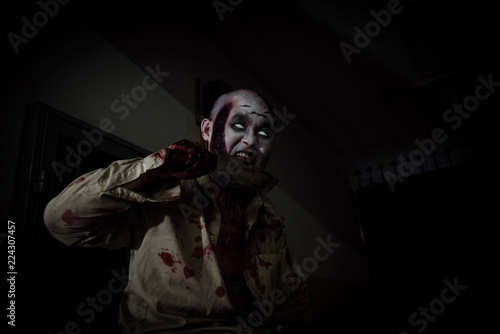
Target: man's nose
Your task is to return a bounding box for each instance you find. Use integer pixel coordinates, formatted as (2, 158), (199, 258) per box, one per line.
(242, 130), (257, 146)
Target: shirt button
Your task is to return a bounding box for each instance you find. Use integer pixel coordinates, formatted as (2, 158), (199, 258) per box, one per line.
(210, 235), (215, 241)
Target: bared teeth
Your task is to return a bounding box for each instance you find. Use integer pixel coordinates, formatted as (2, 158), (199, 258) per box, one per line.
(236, 152), (251, 159)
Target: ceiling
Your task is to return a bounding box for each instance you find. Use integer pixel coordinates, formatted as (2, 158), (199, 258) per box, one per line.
(4, 0), (498, 168)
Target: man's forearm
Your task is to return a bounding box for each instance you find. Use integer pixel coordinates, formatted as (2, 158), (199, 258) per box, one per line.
(121, 168), (172, 192)
(43, 157), (152, 248)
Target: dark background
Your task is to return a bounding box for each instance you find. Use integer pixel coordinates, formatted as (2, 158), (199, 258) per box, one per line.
(2, 0), (496, 333)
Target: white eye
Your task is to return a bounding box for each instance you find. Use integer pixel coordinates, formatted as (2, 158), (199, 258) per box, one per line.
(258, 130), (268, 137)
(234, 123), (244, 129)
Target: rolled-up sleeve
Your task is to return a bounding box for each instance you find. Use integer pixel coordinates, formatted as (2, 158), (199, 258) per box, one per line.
(43, 150), (180, 248)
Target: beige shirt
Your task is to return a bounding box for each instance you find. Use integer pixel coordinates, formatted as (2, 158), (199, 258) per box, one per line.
(44, 150), (315, 333)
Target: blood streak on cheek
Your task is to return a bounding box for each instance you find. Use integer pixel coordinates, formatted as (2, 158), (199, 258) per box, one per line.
(210, 102), (232, 153)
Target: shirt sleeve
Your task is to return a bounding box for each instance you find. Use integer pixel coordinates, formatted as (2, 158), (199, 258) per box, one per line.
(43, 149), (181, 249)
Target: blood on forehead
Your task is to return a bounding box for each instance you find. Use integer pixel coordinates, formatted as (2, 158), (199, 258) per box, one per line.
(210, 101), (233, 153)
(249, 111), (273, 119)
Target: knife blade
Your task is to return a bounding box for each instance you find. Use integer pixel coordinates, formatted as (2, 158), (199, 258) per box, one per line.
(212, 150), (279, 192)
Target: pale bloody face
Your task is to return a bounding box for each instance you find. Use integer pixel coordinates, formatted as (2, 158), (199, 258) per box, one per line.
(204, 91), (275, 170)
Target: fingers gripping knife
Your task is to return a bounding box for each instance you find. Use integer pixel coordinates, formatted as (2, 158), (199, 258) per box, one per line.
(165, 148), (278, 192)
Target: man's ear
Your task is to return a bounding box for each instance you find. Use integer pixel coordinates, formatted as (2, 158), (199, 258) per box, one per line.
(201, 118), (212, 142)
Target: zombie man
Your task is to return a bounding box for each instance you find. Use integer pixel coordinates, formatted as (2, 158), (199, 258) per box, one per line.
(44, 89), (316, 333)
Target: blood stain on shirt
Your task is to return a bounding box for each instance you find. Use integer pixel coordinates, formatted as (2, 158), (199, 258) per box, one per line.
(203, 244), (214, 261)
(215, 286), (226, 297)
(183, 266), (195, 279)
(203, 244), (212, 255)
(246, 255), (267, 295)
(152, 149), (166, 160)
(257, 255), (272, 270)
(61, 209), (78, 226)
(68, 177), (85, 187)
(192, 246), (203, 259)
(158, 250), (181, 268)
(269, 217), (282, 230)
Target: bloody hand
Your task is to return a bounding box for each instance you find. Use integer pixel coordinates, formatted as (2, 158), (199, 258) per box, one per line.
(165, 139), (217, 179)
